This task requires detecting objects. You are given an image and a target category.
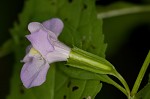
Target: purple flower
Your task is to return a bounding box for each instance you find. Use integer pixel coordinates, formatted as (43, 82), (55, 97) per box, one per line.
(21, 18), (71, 88)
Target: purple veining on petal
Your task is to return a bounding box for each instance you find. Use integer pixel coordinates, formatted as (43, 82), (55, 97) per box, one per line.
(21, 55), (50, 88)
(26, 29), (54, 56)
(42, 18), (64, 37)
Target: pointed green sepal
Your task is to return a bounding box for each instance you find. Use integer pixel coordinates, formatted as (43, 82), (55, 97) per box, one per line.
(67, 47), (116, 75)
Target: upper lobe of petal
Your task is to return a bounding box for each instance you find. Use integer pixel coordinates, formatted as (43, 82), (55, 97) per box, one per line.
(42, 18), (64, 37)
(28, 22), (42, 33)
(26, 29), (54, 56)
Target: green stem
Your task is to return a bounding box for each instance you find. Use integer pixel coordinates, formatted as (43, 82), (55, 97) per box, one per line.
(109, 77), (128, 96)
(131, 50), (150, 97)
(113, 71), (131, 98)
(97, 6), (150, 19)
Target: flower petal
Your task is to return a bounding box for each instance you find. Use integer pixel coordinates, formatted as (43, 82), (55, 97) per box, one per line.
(28, 22), (43, 33)
(25, 45), (32, 54)
(42, 18), (64, 37)
(21, 57), (50, 88)
(46, 41), (70, 63)
(26, 29), (54, 56)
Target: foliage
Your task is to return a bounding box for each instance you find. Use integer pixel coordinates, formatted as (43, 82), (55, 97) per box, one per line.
(0, 0), (149, 99)
(6, 0), (106, 99)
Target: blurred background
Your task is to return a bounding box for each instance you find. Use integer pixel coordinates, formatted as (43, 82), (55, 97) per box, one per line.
(0, 0), (149, 99)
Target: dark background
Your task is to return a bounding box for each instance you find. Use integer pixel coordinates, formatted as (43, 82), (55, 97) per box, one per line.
(96, 0), (150, 99)
(0, 0), (149, 99)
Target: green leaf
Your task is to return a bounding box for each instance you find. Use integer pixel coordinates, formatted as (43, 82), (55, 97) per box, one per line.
(136, 83), (150, 99)
(0, 39), (14, 57)
(7, 0), (106, 99)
